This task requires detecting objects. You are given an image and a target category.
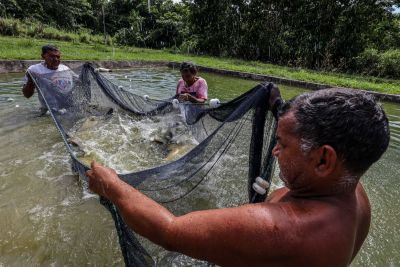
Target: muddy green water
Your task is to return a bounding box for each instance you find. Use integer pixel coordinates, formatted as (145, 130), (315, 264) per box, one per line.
(0, 67), (399, 266)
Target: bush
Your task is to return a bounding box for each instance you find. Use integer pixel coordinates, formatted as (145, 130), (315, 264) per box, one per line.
(79, 33), (89, 43)
(105, 35), (114, 46)
(179, 37), (199, 54)
(115, 28), (144, 47)
(353, 49), (381, 76)
(38, 27), (74, 42)
(379, 50), (400, 78)
(0, 18), (106, 45)
(353, 48), (400, 79)
(0, 18), (21, 36)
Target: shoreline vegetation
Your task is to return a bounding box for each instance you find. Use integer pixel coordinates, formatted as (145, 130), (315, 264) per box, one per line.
(0, 36), (399, 95)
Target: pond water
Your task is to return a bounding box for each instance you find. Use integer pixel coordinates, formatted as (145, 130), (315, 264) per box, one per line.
(0, 67), (399, 266)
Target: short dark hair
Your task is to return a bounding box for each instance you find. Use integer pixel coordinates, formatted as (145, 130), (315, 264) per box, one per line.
(180, 61), (197, 74)
(42, 44), (59, 55)
(279, 88), (390, 175)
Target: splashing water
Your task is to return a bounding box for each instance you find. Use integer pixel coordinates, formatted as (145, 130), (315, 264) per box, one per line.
(1, 69), (399, 266)
(66, 110), (198, 172)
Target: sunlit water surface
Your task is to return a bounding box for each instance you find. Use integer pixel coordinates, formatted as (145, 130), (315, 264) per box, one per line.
(0, 67), (399, 266)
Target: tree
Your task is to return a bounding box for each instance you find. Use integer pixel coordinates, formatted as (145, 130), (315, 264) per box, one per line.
(113, 0), (188, 48)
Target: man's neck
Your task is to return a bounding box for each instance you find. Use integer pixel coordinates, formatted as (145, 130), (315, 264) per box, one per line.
(289, 178), (359, 199)
(43, 62), (58, 70)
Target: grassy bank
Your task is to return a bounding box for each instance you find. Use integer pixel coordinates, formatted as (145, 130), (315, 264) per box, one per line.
(1, 36), (399, 95)
(0, 18), (109, 45)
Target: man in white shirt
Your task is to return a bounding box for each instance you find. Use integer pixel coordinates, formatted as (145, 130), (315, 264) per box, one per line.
(22, 45), (73, 110)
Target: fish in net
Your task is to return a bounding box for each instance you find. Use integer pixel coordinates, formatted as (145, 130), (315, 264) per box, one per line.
(28, 63), (278, 266)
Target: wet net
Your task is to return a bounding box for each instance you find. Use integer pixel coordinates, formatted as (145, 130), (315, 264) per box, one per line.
(29, 63), (277, 266)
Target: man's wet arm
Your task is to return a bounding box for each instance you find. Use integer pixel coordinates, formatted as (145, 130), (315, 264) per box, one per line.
(164, 204), (281, 265)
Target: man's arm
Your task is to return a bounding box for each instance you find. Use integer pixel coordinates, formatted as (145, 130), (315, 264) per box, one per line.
(86, 161), (290, 266)
(22, 75), (35, 98)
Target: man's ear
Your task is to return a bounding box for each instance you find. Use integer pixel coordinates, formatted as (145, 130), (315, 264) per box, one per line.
(314, 145), (337, 177)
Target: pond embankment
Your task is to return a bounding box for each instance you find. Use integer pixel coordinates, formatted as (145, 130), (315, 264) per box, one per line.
(1, 60), (399, 103)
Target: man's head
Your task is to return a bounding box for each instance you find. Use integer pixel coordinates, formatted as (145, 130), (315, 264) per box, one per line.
(41, 45), (61, 70)
(180, 61), (197, 84)
(273, 88), (390, 193)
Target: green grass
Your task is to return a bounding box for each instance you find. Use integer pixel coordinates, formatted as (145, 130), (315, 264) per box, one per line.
(1, 36), (399, 95)
(0, 18), (108, 45)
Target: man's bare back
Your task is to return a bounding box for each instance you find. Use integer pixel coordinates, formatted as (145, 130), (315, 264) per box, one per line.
(260, 183), (371, 267)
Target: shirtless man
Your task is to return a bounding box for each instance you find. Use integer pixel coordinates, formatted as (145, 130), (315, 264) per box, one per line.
(86, 87), (390, 266)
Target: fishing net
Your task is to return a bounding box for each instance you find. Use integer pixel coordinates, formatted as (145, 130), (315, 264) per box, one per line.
(28, 63), (278, 266)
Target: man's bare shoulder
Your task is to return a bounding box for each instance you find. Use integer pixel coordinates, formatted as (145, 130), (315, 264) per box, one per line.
(252, 183), (371, 266)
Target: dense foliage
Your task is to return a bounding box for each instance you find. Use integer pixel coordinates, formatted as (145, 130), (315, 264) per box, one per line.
(1, 0), (400, 77)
